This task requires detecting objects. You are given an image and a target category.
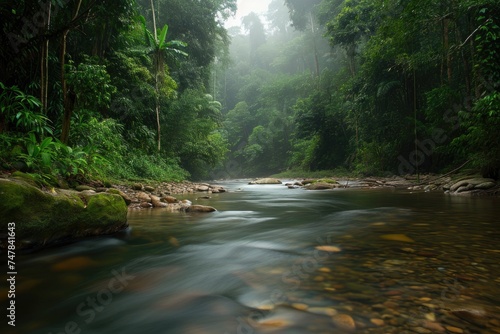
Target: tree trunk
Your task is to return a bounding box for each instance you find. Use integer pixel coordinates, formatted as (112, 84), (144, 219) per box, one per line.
(309, 12), (320, 78)
(60, 30), (71, 144)
(347, 44), (356, 77)
(60, 0), (83, 144)
(443, 18), (452, 83)
(155, 66), (161, 152)
(150, 0), (161, 152)
(150, 0), (158, 40)
(40, 1), (51, 114)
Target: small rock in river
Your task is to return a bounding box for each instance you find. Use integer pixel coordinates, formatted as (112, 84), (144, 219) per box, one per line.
(381, 234), (415, 242)
(137, 191), (151, 202)
(411, 327), (431, 333)
(308, 307), (337, 316)
(370, 318), (385, 326)
(315, 245), (342, 252)
(292, 303), (308, 310)
(186, 205), (217, 212)
(332, 314), (356, 332)
(445, 325), (464, 333)
(423, 321), (445, 332)
(383, 259), (407, 266)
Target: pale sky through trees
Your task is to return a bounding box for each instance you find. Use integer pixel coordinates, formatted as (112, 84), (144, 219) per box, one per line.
(225, 0), (272, 28)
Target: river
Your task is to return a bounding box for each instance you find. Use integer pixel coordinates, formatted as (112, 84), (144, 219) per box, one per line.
(7, 180), (500, 333)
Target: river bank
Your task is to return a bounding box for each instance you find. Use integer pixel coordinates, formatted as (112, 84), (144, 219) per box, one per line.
(247, 174), (499, 196)
(1, 171), (498, 251)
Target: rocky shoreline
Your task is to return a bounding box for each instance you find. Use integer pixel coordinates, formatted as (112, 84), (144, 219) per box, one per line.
(251, 175), (500, 196)
(1, 172), (498, 250)
(110, 181), (226, 212)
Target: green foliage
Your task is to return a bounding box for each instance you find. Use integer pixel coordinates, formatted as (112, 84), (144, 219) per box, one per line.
(120, 151), (189, 182)
(353, 141), (397, 176)
(453, 92), (500, 177)
(288, 135), (320, 170)
(14, 133), (96, 179)
(0, 82), (52, 136)
(66, 58), (117, 111)
(164, 90), (228, 179)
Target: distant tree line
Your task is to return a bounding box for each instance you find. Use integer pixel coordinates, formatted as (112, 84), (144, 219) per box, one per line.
(219, 0), (500, 178)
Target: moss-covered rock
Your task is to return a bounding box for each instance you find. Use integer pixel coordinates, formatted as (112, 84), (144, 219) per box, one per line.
(0, 178), (128, 250)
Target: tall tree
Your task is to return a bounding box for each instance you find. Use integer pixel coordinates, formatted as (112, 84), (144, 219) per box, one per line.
(140, 15), (187, 152)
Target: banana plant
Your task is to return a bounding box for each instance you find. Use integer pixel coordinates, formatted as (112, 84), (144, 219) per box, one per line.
(139, 15), (188, 152)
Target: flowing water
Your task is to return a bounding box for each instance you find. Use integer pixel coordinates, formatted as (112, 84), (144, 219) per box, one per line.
(6, 180), (500, 334)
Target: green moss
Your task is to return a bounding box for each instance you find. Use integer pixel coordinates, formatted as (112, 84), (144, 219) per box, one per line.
(313, 178), (338, 184)
(0, 178), (128, 249)
(106, 188), (121, 195)
(85, 193), (127, 226)
(11, 171), (39, 187)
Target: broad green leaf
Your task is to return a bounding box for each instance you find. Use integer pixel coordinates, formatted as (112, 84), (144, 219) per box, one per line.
(41, 152), (52, 166)
(158, 25), (169, 48)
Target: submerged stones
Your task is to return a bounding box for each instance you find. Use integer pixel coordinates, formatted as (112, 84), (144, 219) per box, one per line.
(315, 245), (342, 252)
(380, 234), (415, 243)
(332, 314), (356, 332)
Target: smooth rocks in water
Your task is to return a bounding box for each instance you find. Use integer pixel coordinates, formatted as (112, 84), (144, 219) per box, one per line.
(450, 178), (495, 192)
(316, 245), (342, 252)
(137, 192), (151, 203)
(197, 185), (210, 191)
(475, 181), (496, 190)
(186, 205), (217, 213)
(381, 234), (415, 243)
(162, 195), (178, 203)
(249, 178), (282, 185)
(332, 314), (356, 332)
(305, 182), (336, 190)
(150, 195), (167, 208)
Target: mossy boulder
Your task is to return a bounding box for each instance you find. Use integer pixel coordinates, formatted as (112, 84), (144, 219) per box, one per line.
(305, 182), (337, 190)
(0, 178), (128, 250)
(249, 178), (282, 185)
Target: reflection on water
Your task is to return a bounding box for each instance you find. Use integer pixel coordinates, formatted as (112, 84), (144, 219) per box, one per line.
(9, 180), (500, 333)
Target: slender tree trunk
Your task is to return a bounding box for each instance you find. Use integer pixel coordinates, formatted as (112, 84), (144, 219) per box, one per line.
(155, 64), (161, 152)
(150, 0), (161, 152)
(60, 0), (83, 144)
(309, 12), (320, 78)
(40, 1), (51, 114)
(60, 30), (71, 144)
(455, 25), (472, 108)
(347, 44), (356, 77)
(150, 0), (158, 40)
(413, 69), (419, 182)
(444, 18), (452, 83)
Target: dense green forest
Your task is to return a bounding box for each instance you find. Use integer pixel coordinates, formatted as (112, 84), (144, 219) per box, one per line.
(1, 0), (499, 183)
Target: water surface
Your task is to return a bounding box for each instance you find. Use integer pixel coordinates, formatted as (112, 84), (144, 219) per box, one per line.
(8, 180), (500, 333)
